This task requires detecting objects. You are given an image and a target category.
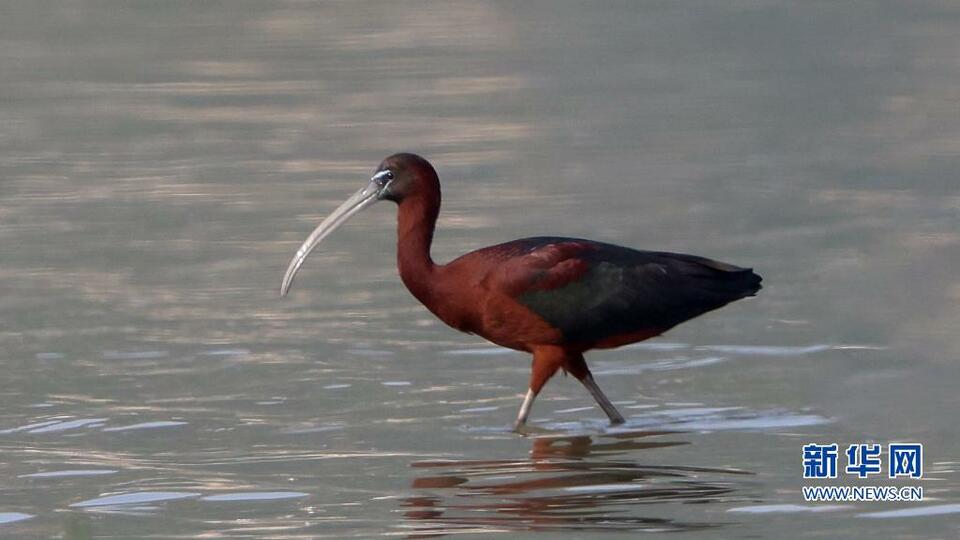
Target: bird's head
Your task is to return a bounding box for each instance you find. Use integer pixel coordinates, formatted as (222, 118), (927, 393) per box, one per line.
(375, 153), (439, 203)
(280, 153), (439, 297)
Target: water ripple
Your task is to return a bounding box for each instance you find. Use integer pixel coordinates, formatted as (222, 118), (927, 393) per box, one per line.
(71, 491), (202, 508)
(24, 418), (110, 434)
(201, 492), (309, 502)
(0, 513), (34, 525)
(101, 421), (188, 432)
(20, 469), (118, 478)
(463, 407), (830, 436)
(859, 504), (960, 519)
(728, 504), (847, 514)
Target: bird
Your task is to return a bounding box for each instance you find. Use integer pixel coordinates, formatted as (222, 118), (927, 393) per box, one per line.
(281, 153), (761, 430)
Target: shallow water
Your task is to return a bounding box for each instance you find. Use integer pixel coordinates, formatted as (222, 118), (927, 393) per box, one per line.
(2, 2), (959, 538)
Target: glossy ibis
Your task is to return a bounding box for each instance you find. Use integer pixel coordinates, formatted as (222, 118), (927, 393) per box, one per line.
(281, 153), (761, 429)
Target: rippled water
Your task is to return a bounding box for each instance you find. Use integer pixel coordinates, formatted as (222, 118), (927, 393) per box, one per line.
(2, 2), (959, 538)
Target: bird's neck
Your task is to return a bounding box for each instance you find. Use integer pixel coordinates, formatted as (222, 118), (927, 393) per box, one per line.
(396, 193), (439, 305)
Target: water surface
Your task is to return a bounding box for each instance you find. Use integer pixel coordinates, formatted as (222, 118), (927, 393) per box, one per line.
(1, 2), (958, 538)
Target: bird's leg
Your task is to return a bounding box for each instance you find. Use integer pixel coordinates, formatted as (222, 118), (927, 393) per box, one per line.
(514, 388), (537, 429)
(513, 346), (563, 430)
(564, 354), (625, 425)
(578, 374), (625, 425)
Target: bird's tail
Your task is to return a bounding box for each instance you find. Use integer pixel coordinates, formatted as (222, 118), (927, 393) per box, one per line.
(680, 256), (763, 302)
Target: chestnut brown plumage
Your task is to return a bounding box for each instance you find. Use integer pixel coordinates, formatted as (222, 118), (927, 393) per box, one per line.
(282, 153), (761, 429)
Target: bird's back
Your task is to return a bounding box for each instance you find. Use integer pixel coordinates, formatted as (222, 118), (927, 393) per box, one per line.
(449, 236), (761, 350)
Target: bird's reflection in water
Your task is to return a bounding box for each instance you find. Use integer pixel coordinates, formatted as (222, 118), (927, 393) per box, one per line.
(401, 430), (749, 536)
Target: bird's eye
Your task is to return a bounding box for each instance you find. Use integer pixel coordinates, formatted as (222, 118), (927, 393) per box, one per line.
(385, 171), (394, 180)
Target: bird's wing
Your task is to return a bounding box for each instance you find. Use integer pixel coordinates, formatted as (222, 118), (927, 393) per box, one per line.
(490, 238), (761, 345)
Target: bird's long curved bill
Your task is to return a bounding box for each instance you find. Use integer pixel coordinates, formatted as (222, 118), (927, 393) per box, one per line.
(280, 180), (380, 296)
